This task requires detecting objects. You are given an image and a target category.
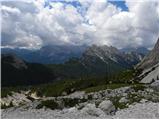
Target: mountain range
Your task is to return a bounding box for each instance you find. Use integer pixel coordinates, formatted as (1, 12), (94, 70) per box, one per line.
(1, 45), (87, 64)
(81, 45), (145, 68)
(1, 45), (148, 64)
(2, 43), (152, 87)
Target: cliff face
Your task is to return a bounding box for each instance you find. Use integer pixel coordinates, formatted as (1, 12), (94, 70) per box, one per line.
(136, 39), (159, 70)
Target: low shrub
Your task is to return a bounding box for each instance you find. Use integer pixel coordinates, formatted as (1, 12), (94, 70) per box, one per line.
(36, 100), (59, 110)
(1, 102), (14, 109)
(62, 98), (87, 108)
(131, 84), (146, 92)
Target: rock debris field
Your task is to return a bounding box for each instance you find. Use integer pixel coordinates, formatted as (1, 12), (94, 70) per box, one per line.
(1, 84), (159, 119)
(1, 101), (158, 119)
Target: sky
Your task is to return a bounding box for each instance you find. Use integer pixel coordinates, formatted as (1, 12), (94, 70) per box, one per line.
(1, 0), (159, 50)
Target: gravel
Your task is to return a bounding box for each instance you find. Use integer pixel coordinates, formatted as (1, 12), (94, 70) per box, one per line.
(114, 102), (159, 119)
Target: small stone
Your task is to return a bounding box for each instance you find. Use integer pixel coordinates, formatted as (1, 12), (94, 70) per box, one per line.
(62, 92), (67, 96)
(140, 99), (148, 103)
(119, 97), (128, 103)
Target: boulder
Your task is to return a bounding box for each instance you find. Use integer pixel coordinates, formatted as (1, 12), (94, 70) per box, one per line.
(150, 80), (159, 91)
(67, 107), (78, 113)
(67, 91), (85, 99)
(81, 103), (104, 117)
(93, 93), (99, 99)
(98, 100), (115, 115)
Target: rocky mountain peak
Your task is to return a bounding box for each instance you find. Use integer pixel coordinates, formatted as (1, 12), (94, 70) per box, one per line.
(81, 44), (144, 68)
(136, 39), (159, 70)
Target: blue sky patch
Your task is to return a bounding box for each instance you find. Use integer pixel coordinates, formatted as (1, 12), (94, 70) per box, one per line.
(108, 0), (128, 11)
(44, 0), (81, 8)
(44, 0), (128, 11)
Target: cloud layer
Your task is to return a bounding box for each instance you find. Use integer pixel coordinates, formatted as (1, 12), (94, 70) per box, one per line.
(1, 0), (159, 49)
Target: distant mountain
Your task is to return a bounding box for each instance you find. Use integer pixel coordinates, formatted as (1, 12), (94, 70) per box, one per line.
(120, 47), (149, 55)
(81, 45), (144, 68)
(1, 45), (87, 64)
(2, 43), (147, 81)
(124, 51), (144, 66)
(48, 45), (145, 79)
(2, 54), (56, 87)
(136, 39), (159, 70)
(80, 45), (128, 76)
(2, 45), (146, 65)
(1, 48), (33, 60)
(31, 45), (87, 64)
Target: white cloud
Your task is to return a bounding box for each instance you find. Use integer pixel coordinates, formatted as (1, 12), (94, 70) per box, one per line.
(1, 0), (159, 49)
(125, 0), (159, 47)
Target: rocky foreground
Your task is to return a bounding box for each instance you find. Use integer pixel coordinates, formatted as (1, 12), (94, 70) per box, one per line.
(1, 82), (159, 119)
(1, 101), (158, 119)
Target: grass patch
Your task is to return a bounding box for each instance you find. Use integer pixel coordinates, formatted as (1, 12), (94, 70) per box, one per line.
(127, 93), (143, 104)
(1, 68), (136, 98)
(36, 98), (87, 110)
(109, 96), (128, 109)
(131, 84), (147, 92)
(83, 84), (130, 93)
(1, 67), (137, 98)
(36, 100), (59, 110)
(32, 80), (78, 97)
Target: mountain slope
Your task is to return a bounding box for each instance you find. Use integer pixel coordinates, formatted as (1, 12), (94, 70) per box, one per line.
(136, 39), (159, 70)
(80, 45), (127, 76)
(2, 54), (56, 87)
(134, 39), (159, 84)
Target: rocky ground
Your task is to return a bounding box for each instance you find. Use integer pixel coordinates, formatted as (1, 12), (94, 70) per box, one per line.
(1, 101), (158, 119)
(1, 83), (159, 119)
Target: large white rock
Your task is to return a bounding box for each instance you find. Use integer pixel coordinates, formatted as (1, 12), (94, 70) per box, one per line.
(81, 103), (105, 117)
(98, 100), (115, 115)
(140, 66), (159, 84)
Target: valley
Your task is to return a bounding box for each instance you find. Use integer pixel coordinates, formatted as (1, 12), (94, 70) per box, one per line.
(1, 39), (159, 119)
(1, 0), (159, 119)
